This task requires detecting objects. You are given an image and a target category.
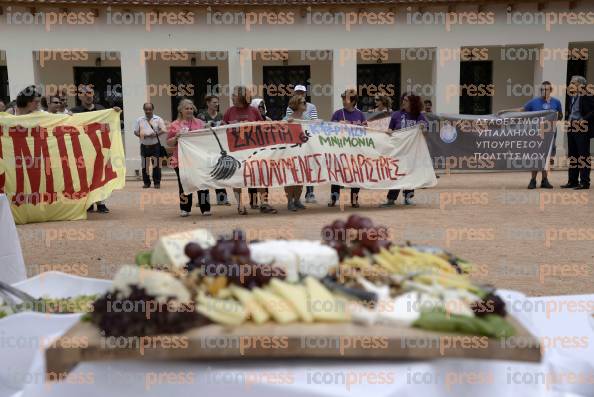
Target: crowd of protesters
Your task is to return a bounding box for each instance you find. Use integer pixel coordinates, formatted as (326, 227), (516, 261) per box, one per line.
(2, 76), (591, 218)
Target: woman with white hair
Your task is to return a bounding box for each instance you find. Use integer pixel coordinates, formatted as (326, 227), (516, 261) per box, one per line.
(247, 98), (272, 209)
(250, 98), (272, 121)
(167, 98), (211, 217)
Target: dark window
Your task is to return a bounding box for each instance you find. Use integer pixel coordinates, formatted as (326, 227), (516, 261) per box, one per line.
(262, 65), (311, 121)
(565, 58), (587, 119)
(170, 67), (218, 118)
(0, 66), (8, 103)
(459, 61), (493, 115)
(74, 67), (123, 109)
(357, 63), (401, 112)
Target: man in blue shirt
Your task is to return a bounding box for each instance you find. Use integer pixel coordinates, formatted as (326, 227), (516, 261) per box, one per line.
(499, 81), (562, 189)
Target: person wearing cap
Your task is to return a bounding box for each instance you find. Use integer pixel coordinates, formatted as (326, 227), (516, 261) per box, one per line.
(285, 85), (318, 120)
(328, 88), (367, 208)
(285, 85), (319, 203)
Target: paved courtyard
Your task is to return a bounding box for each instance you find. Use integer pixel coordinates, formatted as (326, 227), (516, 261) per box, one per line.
(17, 170), (594, 296)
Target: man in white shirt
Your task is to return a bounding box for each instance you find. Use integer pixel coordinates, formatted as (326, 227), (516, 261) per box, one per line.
(133, 103), (167, 188)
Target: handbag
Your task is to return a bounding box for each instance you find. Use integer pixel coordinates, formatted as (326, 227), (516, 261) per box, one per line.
(146, 118), (170, 158)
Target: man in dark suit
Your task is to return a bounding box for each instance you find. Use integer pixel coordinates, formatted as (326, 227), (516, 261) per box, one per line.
(562, 75), (594, 190)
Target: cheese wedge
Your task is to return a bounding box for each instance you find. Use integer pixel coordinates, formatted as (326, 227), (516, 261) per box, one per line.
(252, 287), (298, 324)
(150, 228), (216, 268)
(196, 293), (247, 325)
(269, 279), (313, 323)
(196, 304), (245, 326)
(304, 276), (349, 322)
(229, 285), (270, 324)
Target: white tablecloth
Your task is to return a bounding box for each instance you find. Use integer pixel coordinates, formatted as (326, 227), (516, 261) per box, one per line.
(0, 194), (26, 283)
(1, 273), (592, 397)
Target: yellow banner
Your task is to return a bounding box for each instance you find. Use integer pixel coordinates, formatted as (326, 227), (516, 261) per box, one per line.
(0, 109), (125, 224)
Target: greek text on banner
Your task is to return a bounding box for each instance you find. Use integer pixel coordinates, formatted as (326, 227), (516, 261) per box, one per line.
(0, 109), (126, 224)
(178, 120), (437, 192)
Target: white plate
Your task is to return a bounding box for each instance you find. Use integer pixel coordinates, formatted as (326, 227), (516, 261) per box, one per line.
(0, 272), (110, 395)
(12, 271), (111, 298)
(0, 312), (82, 393)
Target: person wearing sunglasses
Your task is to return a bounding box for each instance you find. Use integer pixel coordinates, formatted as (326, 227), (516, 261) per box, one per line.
(42, 95), (62, 114)
(373, 95), (392, 113)
(328, 89), (367, 208)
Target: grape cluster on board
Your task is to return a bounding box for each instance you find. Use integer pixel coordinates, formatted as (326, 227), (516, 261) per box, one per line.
(184, 229), (286, 289)
(321, 215), (392, 261)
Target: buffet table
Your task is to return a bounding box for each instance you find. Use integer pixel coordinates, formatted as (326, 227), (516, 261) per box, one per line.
(1, 273), (592, 397)
(0, 194), (26, 284)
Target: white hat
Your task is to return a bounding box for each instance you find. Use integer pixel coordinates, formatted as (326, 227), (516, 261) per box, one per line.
(294, 85), (307, 92)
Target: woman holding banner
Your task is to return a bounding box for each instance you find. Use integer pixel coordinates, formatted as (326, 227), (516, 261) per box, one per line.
(381, 93), (427, 207)
(247, 98), (272, 210)
(222, 86), (277, 215)
(328, 89), (367, 208)
(283, 95), (311, 211)
(167, 99), (211, 217)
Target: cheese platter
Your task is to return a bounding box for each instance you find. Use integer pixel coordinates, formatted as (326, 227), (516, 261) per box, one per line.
(45, 215), (541, 378)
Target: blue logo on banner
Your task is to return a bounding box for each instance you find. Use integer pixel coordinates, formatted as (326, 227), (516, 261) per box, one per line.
(440, 123), (457, 143)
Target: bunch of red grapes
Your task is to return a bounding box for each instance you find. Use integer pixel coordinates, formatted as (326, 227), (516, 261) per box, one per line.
(184, 229), (285, 289)
(321, 215), (392, 260)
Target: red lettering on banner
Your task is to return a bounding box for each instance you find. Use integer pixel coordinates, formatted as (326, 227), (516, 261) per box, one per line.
(333, 154), (344, 183)
(339, 153), (353, 184)
(389, 158), (406, 180)
(282, 158), (298, 183)
(270, 159), (285, 185)
(325, 153), (336, 181)
(243, 160), (255, 186)
(53, 126), (89, 199)
(241, 153), (404, 187)
(9, 125), (56, 206)
(313, 154), (325, 183)
(350, 155), (362, 183)
(297, 156), (310, 184)
(83, 123), (117, 190)
(226, 123), (305, 152)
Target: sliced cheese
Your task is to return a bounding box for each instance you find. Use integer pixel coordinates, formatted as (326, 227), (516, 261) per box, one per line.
(196, 304), (245, 326)
(196, 293), (247, 325)
(229, 285), (270, 324)
(304, 276), (349, 322)
(150, 228), (216, 268)
(269, 279), (313, 323)
(252, 287), (298, 324)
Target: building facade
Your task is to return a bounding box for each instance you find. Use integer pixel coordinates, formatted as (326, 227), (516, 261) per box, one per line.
(0, 0), (593, 175)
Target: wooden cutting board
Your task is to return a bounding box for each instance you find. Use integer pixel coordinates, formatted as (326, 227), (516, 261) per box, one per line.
(45, 316), (541, 378)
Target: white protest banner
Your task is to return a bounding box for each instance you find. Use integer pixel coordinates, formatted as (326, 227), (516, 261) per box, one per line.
(177, 121), (437, 192)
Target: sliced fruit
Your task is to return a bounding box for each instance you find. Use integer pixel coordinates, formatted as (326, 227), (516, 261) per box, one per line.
(269, 279), (313, 323)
